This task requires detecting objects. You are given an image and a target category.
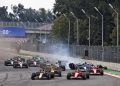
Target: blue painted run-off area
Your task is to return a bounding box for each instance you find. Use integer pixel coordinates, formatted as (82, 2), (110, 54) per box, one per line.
(0, 26), (25, 37)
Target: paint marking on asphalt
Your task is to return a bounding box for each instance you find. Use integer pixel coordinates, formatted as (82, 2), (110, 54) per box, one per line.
(105, 72), (120, 79)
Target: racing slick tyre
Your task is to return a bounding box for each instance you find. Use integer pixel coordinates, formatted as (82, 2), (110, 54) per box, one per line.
(81, 73), (87, 80)
(63, 66), (66, 71)
(25, 65), (28, 68)
(28, 64), (31, 67)
(58, 72), (62, 77)
(51, 73), (55, 78)
(31, 73), (36, 80)
(4, 62), (8, 66)
(67, 73), (71, 80)
(86, 74), (90, 79)
(104, 66), (107, 70)
(60, 66), (66, 71)
(47, 73), (51, 80)
(100, 70), (104, 75)
(13, 65), (16, 68)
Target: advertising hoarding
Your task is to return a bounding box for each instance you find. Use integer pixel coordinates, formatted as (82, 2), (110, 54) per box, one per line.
(0, 27), (25, 37)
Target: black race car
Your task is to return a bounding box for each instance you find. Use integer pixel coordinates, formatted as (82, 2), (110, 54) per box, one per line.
(69, 63), (77, 70)
(58, 60), (66, 71)
(4, 58), (14, 66)
(97, 65), (107, 70)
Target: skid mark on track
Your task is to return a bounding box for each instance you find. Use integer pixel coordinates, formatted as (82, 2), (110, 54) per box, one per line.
(19, 71), (31, 80)
(6, 72), (20, 81)
(0, 73), (8, 86)
(0, 71), (30, 82)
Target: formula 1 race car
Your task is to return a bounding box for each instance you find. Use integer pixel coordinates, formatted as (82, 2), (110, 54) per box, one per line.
(4, 58), (14, 66)
(13, 56), (25, 62)
(67, 66), (90, 80)
(13, 61), (28, 68)
(27, 59), (40, 67)
(89, 66), (104, 75)
(27, 56), (46, 67)
(4, 56), (25, 66)
(69, 62), (107, 70)
(31, 67), (54, 80)
(69, 63), (77, 70)
(48, 64), (62, 77)
(32, 55), (45, 61)
(97, 65), (107, 70)
(58, 60), (66, 71)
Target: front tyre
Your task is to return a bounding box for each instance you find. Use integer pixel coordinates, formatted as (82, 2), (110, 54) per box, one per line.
(4, 62), (8, 66)
(58, 72), (62, 77)
(67, 73), (71, 80)
(86, 74), (90, 79)
(82, 73), (87, 80)
(47, 74), (51, 80)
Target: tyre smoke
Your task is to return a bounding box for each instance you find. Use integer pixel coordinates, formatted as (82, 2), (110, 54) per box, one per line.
(50, 43), (85, 69)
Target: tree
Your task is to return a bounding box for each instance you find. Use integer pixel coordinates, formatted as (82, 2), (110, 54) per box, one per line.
(52, 0), (119, 46)
(0, 6), (9, 21)
(52, 15), (68, 43)
(10, 4), (54, 23)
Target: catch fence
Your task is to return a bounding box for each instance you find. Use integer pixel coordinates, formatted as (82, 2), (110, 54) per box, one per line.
(21, 43), (120, 63)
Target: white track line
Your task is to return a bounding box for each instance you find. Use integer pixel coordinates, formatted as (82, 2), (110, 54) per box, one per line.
(105, 72), (120, 79)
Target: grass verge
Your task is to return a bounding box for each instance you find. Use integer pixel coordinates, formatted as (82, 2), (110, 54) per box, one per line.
(104, 69), (120, 76)
(18, 52), (32, 56)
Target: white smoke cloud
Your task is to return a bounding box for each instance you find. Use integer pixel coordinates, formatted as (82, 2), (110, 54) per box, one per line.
(50, 43), (85, 69)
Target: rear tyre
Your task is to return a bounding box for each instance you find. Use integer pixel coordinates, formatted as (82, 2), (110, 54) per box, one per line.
(63, 66), (66, 71)
(51, 73), (54, 78)
(31, 73), (36, 80)
(100, 70), (104, 75)
(25, 65), (28, 68)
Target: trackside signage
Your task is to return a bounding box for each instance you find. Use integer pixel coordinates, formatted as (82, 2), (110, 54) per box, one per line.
(0, 27), (25, 37)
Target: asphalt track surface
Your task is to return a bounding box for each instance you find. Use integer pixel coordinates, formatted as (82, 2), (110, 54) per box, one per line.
(0, 55), (120, 86)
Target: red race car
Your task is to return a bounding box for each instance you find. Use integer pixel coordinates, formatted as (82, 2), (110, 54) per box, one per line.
(89, 65), (104, 75)
(67, 67), (90, 80)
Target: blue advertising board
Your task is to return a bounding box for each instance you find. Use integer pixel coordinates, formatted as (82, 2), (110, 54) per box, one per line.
(0, 27), (25, 37)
